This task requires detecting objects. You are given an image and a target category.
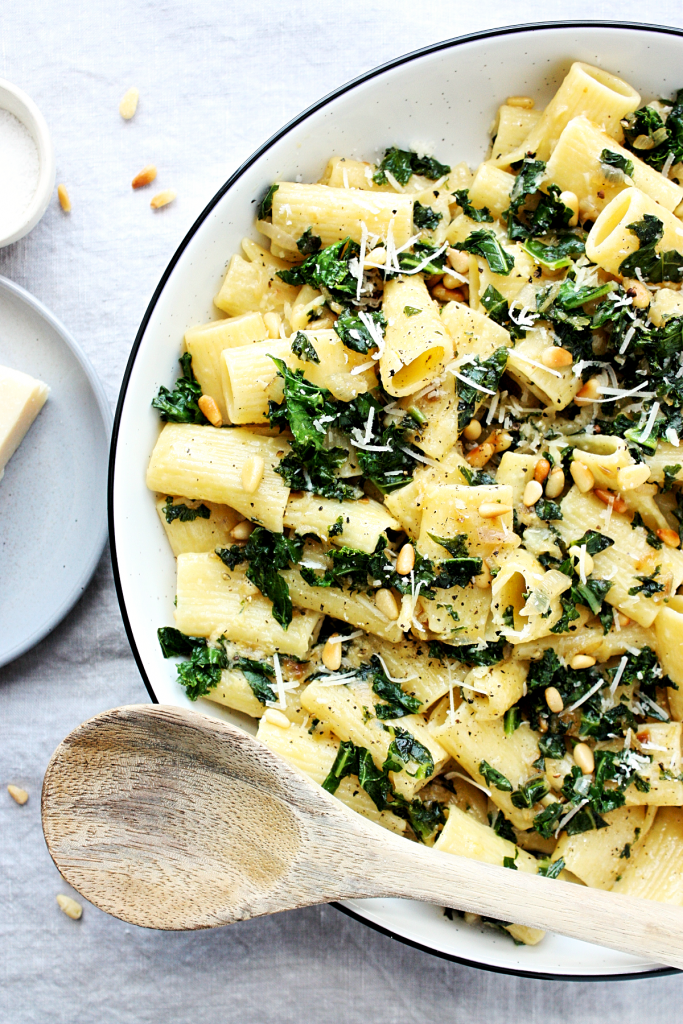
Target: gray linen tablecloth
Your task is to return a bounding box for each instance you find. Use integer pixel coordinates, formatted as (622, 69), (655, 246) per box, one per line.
(3, 3), (683, 1020)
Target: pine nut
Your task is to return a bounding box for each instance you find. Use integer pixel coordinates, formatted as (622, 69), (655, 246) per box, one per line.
(322, 635), (342, 671)
(119, 86), (139, 120)
(478, 502), (513, 519)
(559, 190), (579, 227)
(570, 461), (595, 493)
(462, 418), (482, 441)
(264, 312), (282, 339)
(545, 686), (564, 713)
(7, 784), (28, 805)
(617, 463), (651, 491)
(475, 562), (492, 589)
(241, 455), (265, 494)
(263, 708), (290, 728)
(523, 480), (544, 506)
(594, 488), (628, 513)
(57, 184), (71, 212)
(616, 613), (631, 628)
(490, 429), (513, 454)
(575, 377), (602, 405)
(375, 588), (400, 620)
(431, 284), (463, 303)
(545, 467), (565, 498)
(570, 654), (597, 670)
(132, 164), (157, 189)
(573, 742), (595, 775)
(365, 246), (387, 266)
(396, 543), (415, 575)
(541, 346), (573, 369)
(657, 528), (681, 548)
(56, 894), (82, 920)
(198, 394), (222, 427)
(447, 248), (470, 275)
(623, 278), (651, 308)
(569, 546), (594, 576)
(230, 520), (254, 541)
(534, 458), (551, 483)
(442, 273), (461, 291)
(466, 440), (495, 467)
(151, 189), (177, 209)
(506, 95), (534, 108)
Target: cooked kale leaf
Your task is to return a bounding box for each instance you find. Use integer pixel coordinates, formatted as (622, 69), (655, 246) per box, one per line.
(157, 626), (204, 659)
(413, 201), (443, 231)
(333, 309), (386, 354)
(296, 227), (322, 254)
(373, 147), (450, 186)
(216, 526), (304, 629)
(151, 353), (208, 424)
(523, 236), (585, 271)
(479, 760), (513, 792)
(257, 183), (279, 220)
(233, 657), (277, 704)
(600, 148), (634, 179)
(277, 238), (360, 301)
(453, 188), (493, 223)
(455, 346), (508, 424)
(619, 215), (683, 283)
(622, 92), (683, 173)
(291, 331), (320, 363)
(456, 230), (514, 275)
(162, 498), (211, 524)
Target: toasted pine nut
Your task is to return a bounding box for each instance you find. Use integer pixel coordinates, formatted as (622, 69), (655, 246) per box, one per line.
(570, 654), (597, 670)
(462, 418), (482, 441)
(241, 455), (265, 494)
(57, 184), (71, 212)
(479, 502), (513, 519)
(594, 488), (628, 514)
(466, 440), (495, 468)
(119, 87), (139, 120)
(570, 461), (595, 493)
(490, 429), (513, 454)
(151, 189), (176, 209)
(396, 543), (415, 576)
(617, 463), (651, 491)
(447, 248), (470, 275)
(559, 190), (579, 227)
(198, 394), (222, 427)
(523, 480), (544, 506)
(541, 346), (573, 369)
(375, 588), (400, 620)
(575, 377), (602, 405)
(658, 528), (681, 548)
(534, 458), (551, 483)
(506, 95), (534, 109)
(475, 562), (492, 589)
(322, 635), (343, 671)
(264, 312), (282, 339)
(7, 784), (28, 805)
(263, 708), (291, 729)
(230, 520), (254, 541)
(132, 164), (157, 189)
(431, 284), (462, 303)
(545, 686), (564, 713)
(623, 278), (651, 308)
(365, 246), (387, 266)
(545, 467), (565, 498)
(616, 613), (631, 628)
(56, 894), (82, 920)
(573, 742), (595, 775)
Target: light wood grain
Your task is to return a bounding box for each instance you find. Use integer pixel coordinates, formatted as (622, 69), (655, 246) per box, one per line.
(41, 705), (683, 967)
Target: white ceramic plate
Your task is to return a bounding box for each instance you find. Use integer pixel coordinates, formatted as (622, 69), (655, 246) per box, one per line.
(0, 277), (110, 667)
(110, 21), (683, 979)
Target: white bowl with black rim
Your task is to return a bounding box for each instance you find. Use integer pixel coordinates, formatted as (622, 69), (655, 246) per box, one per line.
(109, 20), (683, 980)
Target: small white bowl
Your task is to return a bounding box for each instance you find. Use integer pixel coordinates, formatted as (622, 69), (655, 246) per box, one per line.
(0, 79), (55, 248)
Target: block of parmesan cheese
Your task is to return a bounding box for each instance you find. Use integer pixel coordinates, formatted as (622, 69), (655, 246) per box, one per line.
(0, 365), (49, 481)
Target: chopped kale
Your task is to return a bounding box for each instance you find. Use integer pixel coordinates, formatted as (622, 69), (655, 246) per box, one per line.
(503, 852), (519, 870)
(532, 801), (564, 839)
(504, 705), (522, 735)
(503, 157), (573, 239)
(385, 727), (434, 779)
(373, 147), (450, 186)
(663, 465), (682, 491)
(479, 284), (526, 341)
(296, 227), (322, 254)
(570, 530), (614, 556)
(151, 353), (208, 424)
(291, 331), (320, 363)
(427, 533), (469, 558)
(396, 240), (448, 275)
(511, 776), (550, 809)
(453, 188), (493, 223)
(158, 631), (228, 701)
(216, 526), (304, 629)
(162, 497), (211, 524)
(631, 511), (663, 550)
(538, 857), (565, 879)
(455, 347), (509, 424)
(619, 215), (683, 283)
(335, 391), (420, 493)
(157, 626), (204, 659)
(333, 309), (386, 354)
(535, 498), (563, 522)
(629, 569), (665, 597)
(427, 639), (506, 667)
(522, 236), (585, 271)
(328, 515), (344, 538)
(233, 657), (277, 704)
(413, 201), (443, 231)
(600, 148), (634, 179)
(277, 238), (360, 302)
(404, 305), (421, 317)
(456, 229), (514, 275)
(621, 92), (683, 173)
(363, 654), (422, 720)
(478, 760), (513, 792)
(257, 183), (279, 220)
(489, 809), (516, 843)
(460, 465), (496, 486)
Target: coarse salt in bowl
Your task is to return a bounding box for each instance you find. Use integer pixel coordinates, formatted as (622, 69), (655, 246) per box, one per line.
(0, 79), (55, 248)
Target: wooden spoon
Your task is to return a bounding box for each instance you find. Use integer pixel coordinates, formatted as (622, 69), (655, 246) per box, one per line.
(42, 704), (683, 967)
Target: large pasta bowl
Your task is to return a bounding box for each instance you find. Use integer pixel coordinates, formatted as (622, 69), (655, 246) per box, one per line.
(110, 20), (683, 979)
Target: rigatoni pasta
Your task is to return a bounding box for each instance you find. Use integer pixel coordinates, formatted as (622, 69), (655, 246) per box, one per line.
(148, 60), (683, 944)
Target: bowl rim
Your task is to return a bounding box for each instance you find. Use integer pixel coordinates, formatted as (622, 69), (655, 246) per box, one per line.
(0, 78), (56, 248)
(108, 18), (683, 981)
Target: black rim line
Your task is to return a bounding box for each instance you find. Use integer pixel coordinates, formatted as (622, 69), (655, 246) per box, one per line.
(108, 18), (682, 982)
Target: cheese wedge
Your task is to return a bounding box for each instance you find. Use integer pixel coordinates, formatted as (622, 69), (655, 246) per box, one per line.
(0, 365), (49, 481)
